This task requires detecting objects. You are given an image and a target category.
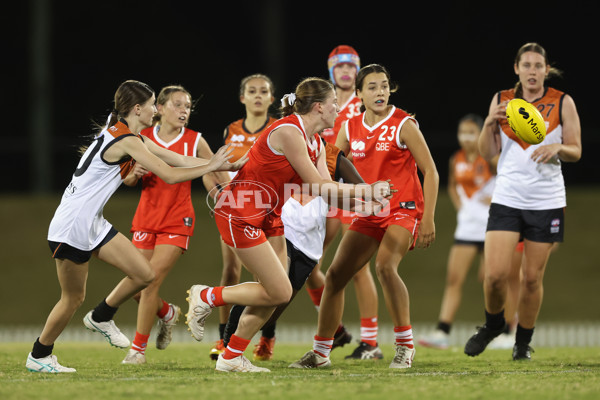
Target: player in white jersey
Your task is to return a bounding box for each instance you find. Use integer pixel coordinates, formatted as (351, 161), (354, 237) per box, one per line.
(464, 43), (582, 361)
(26, 80), (246, 373)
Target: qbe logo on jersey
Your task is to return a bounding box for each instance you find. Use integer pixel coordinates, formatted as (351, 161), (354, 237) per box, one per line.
(206, 180), (279, 221)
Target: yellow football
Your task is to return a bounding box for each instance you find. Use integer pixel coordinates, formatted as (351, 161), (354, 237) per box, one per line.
(505, 98), (546, 144)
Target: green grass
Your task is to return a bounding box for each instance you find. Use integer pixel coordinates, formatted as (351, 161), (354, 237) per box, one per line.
(2, 343), (599, 400)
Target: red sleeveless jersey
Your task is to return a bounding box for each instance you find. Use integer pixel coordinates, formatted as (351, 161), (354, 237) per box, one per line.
(215, 114), (323, 226)
(321, 93), (362, 144)
(346, 106), (424, 216)
(130, 126), (202, 236)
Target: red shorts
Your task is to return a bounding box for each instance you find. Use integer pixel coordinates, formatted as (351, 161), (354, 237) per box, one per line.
(349, 209), (421, 250)
(131, 231), (190, 251)
(215, 212), (284, 248)
(327, 206), (358, 225)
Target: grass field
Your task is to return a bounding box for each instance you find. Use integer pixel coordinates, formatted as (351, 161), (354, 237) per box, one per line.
(1, 343), (599, 400)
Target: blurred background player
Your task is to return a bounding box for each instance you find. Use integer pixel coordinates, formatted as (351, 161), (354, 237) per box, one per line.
(304, 44), (382, 359)
(464, 42), (582, 361)
(202, 74), (277, 361)
(290, 64), (438, 370)
(122, 85), (230, 364)
(418, 114), (500, 349)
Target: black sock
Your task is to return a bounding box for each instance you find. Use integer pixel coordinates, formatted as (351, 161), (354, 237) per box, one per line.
(437, 321), (451, 334)
(223, 305), (246, 347)
(31, 337), (53, 359)
(515, 324), (534, 345)
(502, 324), (510, 334)
(92, 299), (118, 322)
(218, 323), (226, 340)
(261, 322), (276, 339)
(485, 309), (506, 330)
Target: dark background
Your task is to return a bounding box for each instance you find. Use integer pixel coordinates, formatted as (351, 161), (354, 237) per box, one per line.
(2, 0), (597, 193)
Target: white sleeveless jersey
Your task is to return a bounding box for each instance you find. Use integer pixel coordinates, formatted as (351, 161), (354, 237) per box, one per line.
(493, 88), (566, 210)
(455, 177), (495, 241)
(281, 196), (329, 262)
(48, 121), (138, 250)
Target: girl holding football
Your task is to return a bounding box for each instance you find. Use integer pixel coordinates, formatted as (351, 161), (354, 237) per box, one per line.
(290, 63), (439, 369)
(464, 42), (582, 360)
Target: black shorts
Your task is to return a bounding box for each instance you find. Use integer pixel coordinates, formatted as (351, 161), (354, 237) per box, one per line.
(454, 239), (485, 252)
(48, 227), (119, 264)
(286, 239), (318, 290)
(486, 203), (564, 243)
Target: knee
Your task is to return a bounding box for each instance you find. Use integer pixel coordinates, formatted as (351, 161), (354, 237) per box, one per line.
(485, 272), (507, 292)
(325, 265), (348, 292)
(521, 274), (542, 293)
(62, 291), (86, 311)
(271, 282), (293, 305)
(375, 262), (397, 283)
(136, 269), (155, 288)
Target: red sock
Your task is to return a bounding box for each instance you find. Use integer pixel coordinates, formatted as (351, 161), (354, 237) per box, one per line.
(223, 334), (250, 360)
(306, 286), (324, 307)
(131, 331), (150, 354)
(200, 286), (227, 308)
(360, 316), (378, 347)
(157, 299), (170, 319)
(394, 325), (414, 349)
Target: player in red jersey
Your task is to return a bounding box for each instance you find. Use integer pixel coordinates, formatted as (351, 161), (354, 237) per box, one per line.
(120, 85), (230, 364)
(185, 77), (392, 372)
(202, 74), (278, 361)
(304, 45), (381, 358)
(290, 64), (438, 370)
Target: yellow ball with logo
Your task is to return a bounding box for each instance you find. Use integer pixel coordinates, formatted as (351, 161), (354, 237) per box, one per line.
(505, 98), (546, 144)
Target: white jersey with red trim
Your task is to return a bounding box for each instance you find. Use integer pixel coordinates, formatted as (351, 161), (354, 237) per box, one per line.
(48, 121), (138, 250)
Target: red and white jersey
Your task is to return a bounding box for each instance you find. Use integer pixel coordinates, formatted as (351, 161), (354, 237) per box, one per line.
(494, 87), (566, 210)
(215, 114), (323, 226)
(321, 92), (362, 144)
(130, 126), (202, 236)
(451, 149), (495, 241)
(345, 106), (424, 216)
(48, 121), (139, 250)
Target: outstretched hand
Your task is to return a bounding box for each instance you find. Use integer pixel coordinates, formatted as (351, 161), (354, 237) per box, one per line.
(208, 145), (234, 171)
